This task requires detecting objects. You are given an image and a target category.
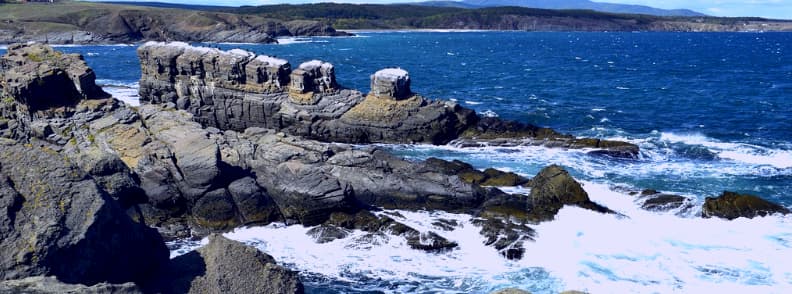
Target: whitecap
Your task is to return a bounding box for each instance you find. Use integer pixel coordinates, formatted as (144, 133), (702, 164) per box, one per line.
(465, 101), (483, 105)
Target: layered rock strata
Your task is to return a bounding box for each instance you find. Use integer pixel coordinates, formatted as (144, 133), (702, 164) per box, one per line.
(137, 42), (639, 157)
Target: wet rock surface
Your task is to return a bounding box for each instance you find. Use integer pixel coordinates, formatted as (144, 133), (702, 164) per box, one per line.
(702, 191), (790, 220)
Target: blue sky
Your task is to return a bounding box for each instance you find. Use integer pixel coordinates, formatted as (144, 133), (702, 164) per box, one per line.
(100, 0), (792, 19)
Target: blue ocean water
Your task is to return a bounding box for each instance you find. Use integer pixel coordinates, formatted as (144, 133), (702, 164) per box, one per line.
(5, 32), (791, 293)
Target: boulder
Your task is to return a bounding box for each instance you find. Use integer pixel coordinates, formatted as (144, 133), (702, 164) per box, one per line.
(702, 191), (790, 220)
(370, 68), (411, 100)
(0, 143), (168, 285)
(527, 165), (613, 222)
(150, 234), (303, 294)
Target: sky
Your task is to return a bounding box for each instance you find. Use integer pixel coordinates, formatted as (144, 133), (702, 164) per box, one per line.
(99, 0), (792, 19)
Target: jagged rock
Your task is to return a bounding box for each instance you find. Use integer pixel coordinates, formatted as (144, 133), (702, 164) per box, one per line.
(0, 143), (168, 285)
(0, 276), (142, 294)
(148, 234), (303, 294)
(702, 191), (790, 220)
(473, 218), (534, 260)
(313, 211), (458, 252)
(370, 68), (411, 100)
(527, 165), (613, 221)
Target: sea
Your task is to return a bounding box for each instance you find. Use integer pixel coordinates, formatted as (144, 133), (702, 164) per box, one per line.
(4, 32), (791, 293)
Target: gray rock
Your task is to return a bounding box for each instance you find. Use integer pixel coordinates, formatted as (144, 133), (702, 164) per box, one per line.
(137, 42), (478, 145)
(0, 144), (168, 285)
(370, 68), (411, 100)
(0, 276), (142, 294)
(149, 234), (303, 294)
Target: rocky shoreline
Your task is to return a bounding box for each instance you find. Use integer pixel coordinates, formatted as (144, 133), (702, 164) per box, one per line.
(0, 43), (789, 293)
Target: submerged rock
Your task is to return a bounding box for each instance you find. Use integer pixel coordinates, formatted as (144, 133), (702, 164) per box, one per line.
(702, 191), (790, 220)
(149, 234), (303, 294)
(639, 190), (694, 213)
(457, 117), (640, 158)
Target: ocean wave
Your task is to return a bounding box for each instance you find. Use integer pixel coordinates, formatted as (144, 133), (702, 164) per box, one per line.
(276, 37), (329, 45)
(650, 132), (792, 169)
(98, 80), (140, 106)
(169, 181), (792, 293)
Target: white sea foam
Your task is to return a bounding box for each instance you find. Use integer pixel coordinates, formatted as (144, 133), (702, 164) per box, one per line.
(276, 37), (329, 45)
(97, 79), (140, 106)
(465, 101), (483, 105)
(170, 181), (792, 293)
(655, 132), (792, 169)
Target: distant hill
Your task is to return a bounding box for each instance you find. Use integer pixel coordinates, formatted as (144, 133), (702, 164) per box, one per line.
(461, 0), (705, 16)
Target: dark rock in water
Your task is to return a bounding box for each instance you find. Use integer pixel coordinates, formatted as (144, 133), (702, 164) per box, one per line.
(432, 218), (459, 231)
(639, 190), (693, 213)
(457, 117), (640, 158)
(0, 276), (142, 294)
(473, 218), (534, 260)
(0, 143), (168, 285)
(527, 165), (613, 222)
(307, 225), (352, 243)
(314, 210), (458, 252)
(702, 191), (790, 220)
(150, 234), (303, 294)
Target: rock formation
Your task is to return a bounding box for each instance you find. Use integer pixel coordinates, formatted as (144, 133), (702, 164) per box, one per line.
(370, 68), (411, 100)
(148, 234), (304, 294)
(702, 191), (790, 220)
(137, 42), (639, 157)
(0, 43), (648, 291)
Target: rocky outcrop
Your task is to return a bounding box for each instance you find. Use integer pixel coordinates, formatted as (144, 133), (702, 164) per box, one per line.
(702, 191), (790, 220)
(138, 42), (477, 145)
(137, 42), (638, 157)
(0, 276), (142, 294)
(0, 44), (168, 286)
(148, 234), (303, 294)
(0, 3), (351, 45)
